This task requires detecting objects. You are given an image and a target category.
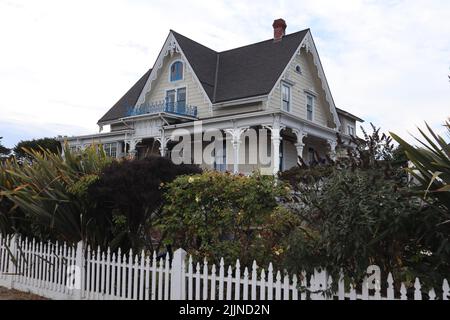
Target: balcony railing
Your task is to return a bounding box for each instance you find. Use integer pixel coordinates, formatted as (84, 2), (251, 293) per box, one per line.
(126, 101), (198, 118)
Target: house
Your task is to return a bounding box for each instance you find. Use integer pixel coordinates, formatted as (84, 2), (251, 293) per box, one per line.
(60, 19), (363, 175)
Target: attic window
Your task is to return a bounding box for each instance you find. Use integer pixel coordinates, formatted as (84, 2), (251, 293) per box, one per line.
(295, 65), (302, 74)
(170, 61), (183, 82)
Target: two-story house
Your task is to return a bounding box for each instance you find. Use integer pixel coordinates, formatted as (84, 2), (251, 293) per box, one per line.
(61, 19), (363, 175)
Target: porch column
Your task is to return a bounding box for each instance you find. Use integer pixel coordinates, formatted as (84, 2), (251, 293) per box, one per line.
(224, 126), (248, 174)
(156, 133), (170, 157)
(264, 116), (285, 175)
(327, 138), (337, 161)
(126, 138), (141, 159)
(293, 129), (308, 164)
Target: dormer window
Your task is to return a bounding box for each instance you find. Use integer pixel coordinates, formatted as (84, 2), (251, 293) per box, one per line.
(170, 61), (183, 82)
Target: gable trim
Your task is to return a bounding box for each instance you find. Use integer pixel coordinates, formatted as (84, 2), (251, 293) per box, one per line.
(267, 30), (341, 129)
(135, 32), (212, 111)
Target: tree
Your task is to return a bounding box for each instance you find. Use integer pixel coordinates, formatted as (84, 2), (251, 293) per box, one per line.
(0, 137), (10, 158)
(87, 156), (202, 252)
(14, 137), (60, 161)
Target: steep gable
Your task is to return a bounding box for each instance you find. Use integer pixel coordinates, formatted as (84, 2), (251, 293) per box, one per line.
(98, 68), (151, 124)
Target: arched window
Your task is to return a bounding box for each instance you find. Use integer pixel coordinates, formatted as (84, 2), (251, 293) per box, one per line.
(170, 61), (183, 82)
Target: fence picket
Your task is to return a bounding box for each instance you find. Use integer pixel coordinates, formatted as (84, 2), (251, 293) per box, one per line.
(275, 271), (282, 300)
(429, 288), (436, 300)
(234, 260), (241, 300)
(195, 262), (201, 300)
(1, 233), (449, 301)
(157, 256), (163, 300)
(400, 283), (407, 300)
(145, 255), (150, 300)
(226, 265), (232, 300)
(210, 264), (216, 300)
(251, 261), (257, 300)
(267, 263), (273, 300)
(164, 253), (170, 300)
(292, 274), (298, 300)
(387, 273), (394, 300)
(139, 250), (145, 300)
(218, 258), (224, 300)
(243, 267), (249, 300)
(414, 278), (422, 300)
(133, 254), (139, 300)
(151, 251), (157, 300)
(202, 259), (208, 300)
(260, 269), (266, 300)
(443, 279), (449, 300)
(187, 255), (193, 300)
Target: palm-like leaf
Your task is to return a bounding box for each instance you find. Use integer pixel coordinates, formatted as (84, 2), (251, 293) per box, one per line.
(390, 120), (450, 215)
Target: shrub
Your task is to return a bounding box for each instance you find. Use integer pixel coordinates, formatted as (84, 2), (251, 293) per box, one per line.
(159, 171), (297, 267)
(0, 144), (112, 244)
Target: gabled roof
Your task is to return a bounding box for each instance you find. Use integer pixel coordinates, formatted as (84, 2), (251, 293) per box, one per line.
(98, 68), (152, 123)
(336, 107), (364, 122)
(214, 30), (308, 103)
(98, 29), (310, 123)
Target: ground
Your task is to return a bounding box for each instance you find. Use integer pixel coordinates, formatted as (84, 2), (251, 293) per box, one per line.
(0, 286), (47, 300)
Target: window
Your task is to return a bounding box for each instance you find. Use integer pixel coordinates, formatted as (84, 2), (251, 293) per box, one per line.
(165, 88), (186, 113)
(170, 61), (183, 82)
(306, 94), (314, 121)
(347, 125), (355, 136)
(176, 87), (186, 113)
(103, 143), (117, 158)
(295, 65), (302, 74)
(166, 89), (176, 112)
(282, 84), (291, 111)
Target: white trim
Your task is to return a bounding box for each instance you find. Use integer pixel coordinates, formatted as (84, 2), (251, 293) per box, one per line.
(168, 59), (184, 83)
(212, 95), (268, 108)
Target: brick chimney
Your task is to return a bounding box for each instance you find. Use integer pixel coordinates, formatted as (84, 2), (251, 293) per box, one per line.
(273, 18), (287, 41)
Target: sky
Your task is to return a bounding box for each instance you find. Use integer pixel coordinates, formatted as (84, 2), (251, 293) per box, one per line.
(0, 0), (449, 148)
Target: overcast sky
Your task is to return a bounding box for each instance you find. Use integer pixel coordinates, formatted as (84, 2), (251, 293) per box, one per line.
(0, 0), (449, 148)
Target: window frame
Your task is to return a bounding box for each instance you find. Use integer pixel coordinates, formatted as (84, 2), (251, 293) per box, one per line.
(347, 125), (355, 136)
(281, 82), (291, 112)
(165, 87), (187, 113)
(306, 93), (315, 121)
(169, 60), (184, 82)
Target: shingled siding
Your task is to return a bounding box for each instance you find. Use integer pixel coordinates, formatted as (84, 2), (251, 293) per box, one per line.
(269, 48), (334, 128)
(142, 53), (211, 118)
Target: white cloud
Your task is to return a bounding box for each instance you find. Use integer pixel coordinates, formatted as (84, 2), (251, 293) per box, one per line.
(0, 0), (449, 148)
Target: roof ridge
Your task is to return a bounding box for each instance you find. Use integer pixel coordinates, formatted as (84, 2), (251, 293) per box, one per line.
(218, 29), (310, 54)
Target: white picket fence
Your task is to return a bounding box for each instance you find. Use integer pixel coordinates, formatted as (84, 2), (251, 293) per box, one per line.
(0, 233), (449, 300)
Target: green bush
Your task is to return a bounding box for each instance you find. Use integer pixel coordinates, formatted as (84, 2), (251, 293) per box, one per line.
(0, 144), (112, 244)
(280, 125), (450, 289)
(159, 171), (297, 267)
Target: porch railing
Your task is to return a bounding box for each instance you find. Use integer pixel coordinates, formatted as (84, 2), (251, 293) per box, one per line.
(126, 101), (198, 118)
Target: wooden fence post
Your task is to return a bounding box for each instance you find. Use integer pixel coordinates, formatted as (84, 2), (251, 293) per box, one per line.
(170, 248), (186, 300)
(74, 240), (85, 300)
(6, 234), (18, 289)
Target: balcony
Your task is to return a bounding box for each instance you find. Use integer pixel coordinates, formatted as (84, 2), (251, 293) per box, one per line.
(126, 101), (198, 118)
